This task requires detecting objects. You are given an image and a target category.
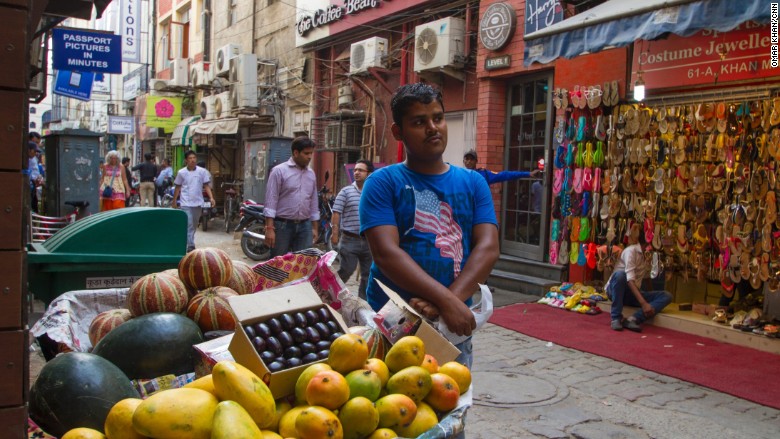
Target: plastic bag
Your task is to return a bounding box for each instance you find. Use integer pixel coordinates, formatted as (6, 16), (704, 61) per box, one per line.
(435, 284), (493, 345)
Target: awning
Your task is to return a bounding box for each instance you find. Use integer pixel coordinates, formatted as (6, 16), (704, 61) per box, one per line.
(523, 0), (771, 66)
(193, 117), (239, 136)
(170, 115), (200, 146)
(44, 0), (112, 20)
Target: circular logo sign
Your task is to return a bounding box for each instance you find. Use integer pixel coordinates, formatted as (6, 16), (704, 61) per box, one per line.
(479, 3), (517, 51)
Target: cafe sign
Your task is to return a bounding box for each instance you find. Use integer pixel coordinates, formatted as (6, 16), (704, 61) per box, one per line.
(479, 2), (517, 51)
(296, 0), (388, 37)
(632, 22), (780, 90)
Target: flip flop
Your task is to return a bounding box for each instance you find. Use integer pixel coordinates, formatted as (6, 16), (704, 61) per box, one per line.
(571, 217), (581, 242)
(586, 242), (598, 269)
(573, 168), (584, 194)
(593, 167), (602, 193)
(549, 240), (559, 264)
(570, 241), (580, 264)
(593, 141), (605, 167)
(577, 241), (587, 266)
(558, 239), (570, 264)
(587, 85), (602, 109)
(570, 86), (582, 109)
(582, 168), (593, 192)
(579, 217), (591, 242)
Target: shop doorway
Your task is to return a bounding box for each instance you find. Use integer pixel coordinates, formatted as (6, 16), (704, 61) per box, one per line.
(501, 75), (553, 261)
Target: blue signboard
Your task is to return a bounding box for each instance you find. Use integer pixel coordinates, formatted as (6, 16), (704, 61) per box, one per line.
(51, 28), (122, 74)
(524, 0), (564, 35)
(53, 70), (95, 101)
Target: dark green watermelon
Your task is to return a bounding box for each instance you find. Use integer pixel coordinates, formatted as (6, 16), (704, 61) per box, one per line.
(92, 312), (203, 379)
(29, 352), (140, 437)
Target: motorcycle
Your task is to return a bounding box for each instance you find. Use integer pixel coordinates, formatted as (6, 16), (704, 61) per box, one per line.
(200, 188), (217, 232)
(315, 171), (335, 252)
(235, 199), (271, 261)
(126, 179), (140, 207)
(156, 177), (174, 208)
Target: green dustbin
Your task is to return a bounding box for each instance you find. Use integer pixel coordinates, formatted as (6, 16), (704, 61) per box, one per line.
(27, 208), (188, 305)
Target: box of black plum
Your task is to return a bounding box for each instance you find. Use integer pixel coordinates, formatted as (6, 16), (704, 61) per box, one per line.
(228, 282), (349, 398)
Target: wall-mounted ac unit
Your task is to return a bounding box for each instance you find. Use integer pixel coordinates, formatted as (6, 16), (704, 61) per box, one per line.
(215, 91), (232, 119)
(200, 95), (217, 120)
(414, 17), (466, 71)
(170, 58), (189, 87)
(229, 53), (258, 108)
(215, 43), (241, 77)
(325, 122), (363, 149)
(149, 78), (170, 92)
(190, 61), (211, 87)
(350, 37), (388, 74)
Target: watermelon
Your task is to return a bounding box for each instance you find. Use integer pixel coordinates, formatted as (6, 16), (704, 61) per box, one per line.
(348, 326), (389, 359)
(29, 352), (140, 437)
(88, 308), (132, 346)
(92, 312), (203, 380)
(126, 273), (189, 317)
(186, 286), (239, 332)
(178, 247), (234, 290)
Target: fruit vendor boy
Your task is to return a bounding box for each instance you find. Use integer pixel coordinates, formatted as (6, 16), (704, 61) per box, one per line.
(359, 83), (499, 369)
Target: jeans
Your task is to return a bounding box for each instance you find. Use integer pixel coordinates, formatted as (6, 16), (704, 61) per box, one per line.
(337, 234), (373, 299)
(181, 206), (202, 251)
(607, 271), (673, 323)
(454, 337), (473, 369)
(271, 220), (313, 257)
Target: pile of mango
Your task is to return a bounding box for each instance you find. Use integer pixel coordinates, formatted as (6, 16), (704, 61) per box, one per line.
(59, 334), (470, 439)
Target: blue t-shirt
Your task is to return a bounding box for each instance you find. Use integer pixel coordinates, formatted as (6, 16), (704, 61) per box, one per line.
(359, 163), (497, 311)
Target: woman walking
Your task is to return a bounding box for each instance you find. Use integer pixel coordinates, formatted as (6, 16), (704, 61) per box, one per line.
(99, 151), (130, 211)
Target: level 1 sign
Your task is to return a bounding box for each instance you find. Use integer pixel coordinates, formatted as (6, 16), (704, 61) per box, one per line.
(52, 28), (122, 74)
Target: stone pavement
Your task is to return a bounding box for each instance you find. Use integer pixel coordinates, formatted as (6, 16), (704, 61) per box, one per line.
(202, 223), (780, 438)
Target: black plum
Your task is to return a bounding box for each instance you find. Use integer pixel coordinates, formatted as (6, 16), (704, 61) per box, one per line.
(259, 350), (276, 363)
(304, 309), (320, 326)
(326, 320), (340, 334)
(299, 341), (316, 355)
(301, 352), (319, 363)
(284, 346), (302, 359)
(278, 331), (294, 348)
(244, 325), (256, 338)
(254, 322), (271, 338)
(317, 307), (331, 322)
(329, 331), (345, 342)
(291, 327), (307, 344)
(317, 349), (330, 359)
(266, 336), (283, 356)
(267, 361), (285, 372)
(305, 327), (321, 344)
(280, 313), (295, 331)
(314, 322), (331, 339)
(286, 357), (303, 368)
(315, 340), (331, 352)
(252, 336), (267, 352)
(293, 312), (307, 328)
(267, 317), (283, 334)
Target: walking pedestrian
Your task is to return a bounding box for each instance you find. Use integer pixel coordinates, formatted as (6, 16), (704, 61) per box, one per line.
(172, 150), (215, 252)
(331, 159), (375, 299)
(25, 142), (42, 213)
(132, 153), (158, 206)
(263, 136), (320, 257)
(359, 83), (499, 368)
(99, 151), (130, 211)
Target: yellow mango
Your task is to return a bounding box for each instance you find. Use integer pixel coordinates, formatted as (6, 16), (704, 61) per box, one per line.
(61, 428), (106, 439)
(384, 336), (425, 373)
(211, 400), (263, 439)
(104, 398), (148, 439)
(394, 402), (438, 438)
(132, 388), (217, 439)
(183, 374), (216, 396)
(212, 361), (276, 429)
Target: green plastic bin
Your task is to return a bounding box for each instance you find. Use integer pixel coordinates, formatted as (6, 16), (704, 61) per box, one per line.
(28, 208), (188, 305)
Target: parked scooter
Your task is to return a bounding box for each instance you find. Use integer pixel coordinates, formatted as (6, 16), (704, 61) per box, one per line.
(126, 179), (140, 207)
(235, 199), (271, 261)
(156, 177), (174, 208)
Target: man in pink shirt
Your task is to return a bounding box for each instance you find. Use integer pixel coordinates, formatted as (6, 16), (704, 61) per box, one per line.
(264, 136), (320, 256)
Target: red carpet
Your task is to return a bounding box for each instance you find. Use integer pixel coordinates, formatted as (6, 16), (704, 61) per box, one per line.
(490, 303), (780, 410)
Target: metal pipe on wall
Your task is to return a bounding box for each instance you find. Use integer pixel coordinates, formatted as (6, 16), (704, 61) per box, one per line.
(397, 23), (408, 163)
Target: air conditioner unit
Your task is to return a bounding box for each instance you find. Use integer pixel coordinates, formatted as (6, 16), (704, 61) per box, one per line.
(149, 78), (170, 92)
(215, 43), (241, 77)
(350, 37), (388, 74)
(229, 54), (258, 108)
(190, 61), (212, 87)
(214, 91), (232, 119)
(30, 71), (45, 94)
(325, 122), (363, 149)
(200, 95), (217, 120)
(414, 17), (466, 71)
(170, 58), (189, 86)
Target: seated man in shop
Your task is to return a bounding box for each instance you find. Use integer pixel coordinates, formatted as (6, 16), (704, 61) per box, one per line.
(605, 223), (673, 332)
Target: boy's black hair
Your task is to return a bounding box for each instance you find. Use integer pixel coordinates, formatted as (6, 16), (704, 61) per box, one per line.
(355, 159), (374, 173)
(144, 153), (152, 160)
(184, 150), (197, 159)
(121, 157), (130, 164)
(291, 136), (316, 153)
(390, 83), (444, 126)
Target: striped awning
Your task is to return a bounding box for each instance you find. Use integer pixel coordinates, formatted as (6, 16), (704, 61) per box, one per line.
(170, 115), (200, 146)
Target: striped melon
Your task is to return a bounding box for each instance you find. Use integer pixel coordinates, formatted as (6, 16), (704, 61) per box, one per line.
(186, 287), (239, 332)
(348, 326), (388, 360)
(224, 261), (260, 295)
(88, 309), (132, 346)
(126, 273), (189, 317)
(179, 248), (234, 290)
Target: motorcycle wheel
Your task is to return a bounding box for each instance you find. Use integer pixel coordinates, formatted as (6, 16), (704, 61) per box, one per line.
(128, 194), (140, 207)
(201, 212), (209, 231)
(160, 195), (173, 208)
(241, 222), (271, 261)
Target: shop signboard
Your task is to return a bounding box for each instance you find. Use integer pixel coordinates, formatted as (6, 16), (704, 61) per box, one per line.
(123, 65), (147, 101)
(146, 96), (183, 133)
(51, 28), (122, 74)
(480, 2), (517, 51)
(52, 69), (95, 101)
(485, 55), (511, 70)
(120, 0), (142, 63)
(632, 22), (780, 90)
(108, 116), (134, 134)
(524, 0), (563, 36)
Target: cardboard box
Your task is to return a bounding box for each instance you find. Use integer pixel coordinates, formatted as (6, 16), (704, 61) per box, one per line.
(228, 282), (348, 398)
(373, 280), (460, 364)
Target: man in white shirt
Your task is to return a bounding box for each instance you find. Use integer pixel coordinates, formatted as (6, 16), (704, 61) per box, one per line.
(605, 223), (672, 332)
(172, 150), (215, 252)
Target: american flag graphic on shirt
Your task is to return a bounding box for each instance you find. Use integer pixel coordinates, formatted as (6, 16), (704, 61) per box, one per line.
(411, 188), (464, 276)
